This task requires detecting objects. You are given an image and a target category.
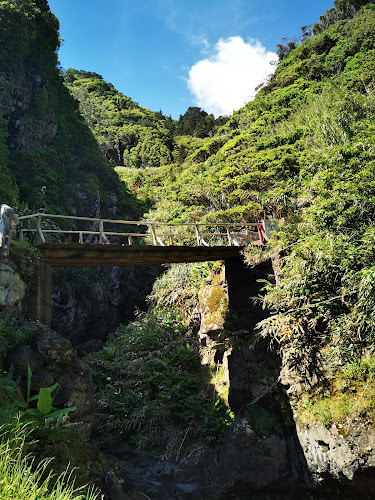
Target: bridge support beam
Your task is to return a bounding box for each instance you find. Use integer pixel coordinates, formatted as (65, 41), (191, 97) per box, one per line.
(224, 257), (273, 331)
(23, 261), (52, 327)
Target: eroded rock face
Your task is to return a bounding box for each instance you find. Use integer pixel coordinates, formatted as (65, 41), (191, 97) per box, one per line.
(191, 264), (313, 496)
(115, 451), (214, 500)
(198, 267), (227, 335)
(0, 261), (26, 311)
(5, 321), (94, 438)
(295, 419), (375, 485)
(213, 417), (302, 494)
(0, 70), (58, 151)
(281, 352), (375, 495)
(52, 264), (160, 347)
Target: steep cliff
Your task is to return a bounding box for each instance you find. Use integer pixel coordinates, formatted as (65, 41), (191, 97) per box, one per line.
(0, 0), (136, 218)
(0, 0), (163, 347)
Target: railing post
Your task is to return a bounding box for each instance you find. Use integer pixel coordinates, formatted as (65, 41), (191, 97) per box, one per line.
(128, 235), (133, 246)
(195, 225), (201, 246)
(79, 232), (83, 244)
(150, 224), (157, 245)
(36, 214), (45, 244)
(226, 225), (233, 246)
(99, 220), (109, 244)
(257, 225), (264, 245)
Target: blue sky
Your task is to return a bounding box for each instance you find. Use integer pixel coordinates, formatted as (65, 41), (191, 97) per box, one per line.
(49, 0), (334, 119)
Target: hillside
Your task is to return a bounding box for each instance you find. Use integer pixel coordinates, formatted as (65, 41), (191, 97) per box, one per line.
(0, 0), (136, 217)
(117, 3), (375, 226)
(63, 69), (174, 169)
(58, 2), (375, 376)
(110, 1), (375, 421)
(63, 71), (228, 170)
(63, 71), (229, 210)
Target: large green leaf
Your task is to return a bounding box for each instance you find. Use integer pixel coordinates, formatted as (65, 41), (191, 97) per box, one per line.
(37, 387), (53, 415)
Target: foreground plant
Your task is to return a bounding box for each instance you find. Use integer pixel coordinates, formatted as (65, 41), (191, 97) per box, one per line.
(86, 310), (233, 455)
(0, 419), (97, 500)
(5, 366), (76, 436)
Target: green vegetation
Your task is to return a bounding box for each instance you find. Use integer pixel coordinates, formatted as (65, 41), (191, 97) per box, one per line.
(63, 69), (174, 169)
(63, 72), (229, 174)
(110, 3), (375, 229)
(86, 306), (233, 455)
(294, 356), (375, 429)
(0, 316), (97, 498)
(148, 261), (216, 320)
(2, 0), (375, 483)
(0, 315), (31, 354)
(111, 2), (375, 426)
(111, 3), (375, 375)
(0, 416), (96, 500)
(0, 0), (137, 216)
(5, 366), (77, 435)
(0, 424), (89, 499)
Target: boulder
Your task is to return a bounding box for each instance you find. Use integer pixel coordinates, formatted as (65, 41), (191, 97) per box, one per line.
(5, 321), (94, 438)
(6, 344), (43, 377)
(0, 261), (26, 310)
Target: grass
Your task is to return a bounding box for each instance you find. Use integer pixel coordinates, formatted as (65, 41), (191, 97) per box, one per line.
(0, 413), (97, 500)
(85, 309), (233, 456)
(293, 354), (375, 429)
(0, 316), (100, 498)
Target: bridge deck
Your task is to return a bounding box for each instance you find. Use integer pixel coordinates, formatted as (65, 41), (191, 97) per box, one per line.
(39, 243), (245, 266)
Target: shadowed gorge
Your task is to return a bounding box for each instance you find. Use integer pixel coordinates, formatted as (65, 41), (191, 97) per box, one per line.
(1, 0), (375, 498)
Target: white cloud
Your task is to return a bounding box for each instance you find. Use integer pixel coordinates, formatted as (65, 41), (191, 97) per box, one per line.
(187, 36), (276, 117)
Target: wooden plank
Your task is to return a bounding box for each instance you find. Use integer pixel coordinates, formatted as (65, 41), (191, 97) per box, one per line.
(38, 243), (244, 266)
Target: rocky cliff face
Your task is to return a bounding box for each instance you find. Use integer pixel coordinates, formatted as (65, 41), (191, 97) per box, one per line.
(0, 0), (137, 218)
(51, 264), (161, 350)
(113, 260), (375, 499)
(281, 355), (375, 496)
(0, 1), (153, 353)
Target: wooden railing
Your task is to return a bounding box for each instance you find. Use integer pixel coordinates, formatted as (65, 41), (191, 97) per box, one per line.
(17, 213), (265, 247)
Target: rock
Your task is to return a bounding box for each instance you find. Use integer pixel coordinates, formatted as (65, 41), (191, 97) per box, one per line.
(6, 321), (95, 438)
(118, 452), (213, 500)
(0, 205), (18, 258)
(227, 341), (280, 411)
(0, 261), (26, 310)
(31, 322), (77, 367)
(51, 265), (160, 347)
(107, 444), (137, 460)
(53, 372), (75, 405)
(295, 418), (375, 484)
(213, 416), (310, 495)
(198, 268), (227, 336)
(280, 349), (320, 397)
(29, 369), (54, 391)
(5, 344), (44, 377)
(77, 339), (103, 356)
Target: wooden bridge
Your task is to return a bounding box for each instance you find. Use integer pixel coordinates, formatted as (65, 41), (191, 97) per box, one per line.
(16, 212), (266, 266)
(0, 206), (271, 327)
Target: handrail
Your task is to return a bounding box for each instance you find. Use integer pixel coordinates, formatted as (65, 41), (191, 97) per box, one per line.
(16, 211), (266, 247)
(18, 212), (262, 227)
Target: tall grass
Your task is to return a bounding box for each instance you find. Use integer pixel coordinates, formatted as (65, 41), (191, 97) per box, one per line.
(0, 418), (97, 500)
